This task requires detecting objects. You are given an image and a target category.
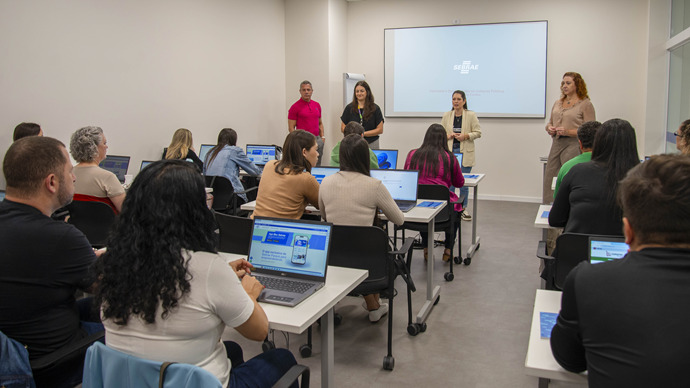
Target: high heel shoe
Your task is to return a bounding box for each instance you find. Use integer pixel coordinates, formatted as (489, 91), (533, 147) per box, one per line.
(423, 248), (428, 262)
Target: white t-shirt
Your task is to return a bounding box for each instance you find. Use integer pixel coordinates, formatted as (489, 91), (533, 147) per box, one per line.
(103, 250), (255, 386)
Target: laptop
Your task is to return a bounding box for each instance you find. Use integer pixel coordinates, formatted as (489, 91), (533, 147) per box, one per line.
(139, 160), (155, 172)
(246, 144), (277, 166)
(589, 236), (629, 264)
(310, 166), (340, 184)
(199, 144), (214, 164)
(247, 217), (332, 307)
(370, 169), (419, 212)
(99, 155), (131, 183)
(454, 152), (463, 169)
(372, 149), (398, 169)
(0, 190), (5, 202)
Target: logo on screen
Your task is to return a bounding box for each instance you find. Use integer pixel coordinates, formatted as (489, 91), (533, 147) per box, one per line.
(453, 61), (479, 74)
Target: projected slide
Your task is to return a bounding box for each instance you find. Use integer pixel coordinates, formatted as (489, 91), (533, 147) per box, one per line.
(384, 21), (548, 118)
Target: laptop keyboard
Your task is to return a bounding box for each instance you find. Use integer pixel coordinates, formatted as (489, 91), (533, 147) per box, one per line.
(254, 275), (313, 294)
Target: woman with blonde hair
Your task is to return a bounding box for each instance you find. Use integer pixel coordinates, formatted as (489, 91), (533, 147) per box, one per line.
(163, 128), (203, 171)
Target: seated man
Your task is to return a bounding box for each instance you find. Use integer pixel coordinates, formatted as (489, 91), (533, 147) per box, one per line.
(331, 121), (379, 169)
(550, 154), (690, 387)
(553, 120), (600, 198)
(0, 136), (102, 387)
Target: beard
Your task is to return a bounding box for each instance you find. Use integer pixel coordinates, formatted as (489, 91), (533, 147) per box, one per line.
(57, 173), (73, 207)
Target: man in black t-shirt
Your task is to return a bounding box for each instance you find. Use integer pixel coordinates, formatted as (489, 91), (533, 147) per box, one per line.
(0, 136), (101, 387)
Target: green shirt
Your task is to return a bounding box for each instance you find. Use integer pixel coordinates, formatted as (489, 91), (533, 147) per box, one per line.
(554, 152), (592, 198)
(330, 140), (379, 170)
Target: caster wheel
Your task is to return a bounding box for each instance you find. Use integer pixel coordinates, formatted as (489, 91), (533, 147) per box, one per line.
(419, 322), (427, 333)
(454, 256), (462, 264)
(299, 344), (312, 358)
(407, 324), (420, 336)
(383, 356), (395, 371)
(262, 340), (275, 352)
(434, 296), (440, 306)
(444, 272), (454, 281)
(334, 313), (343, 326)
(463, 257), (472, 266)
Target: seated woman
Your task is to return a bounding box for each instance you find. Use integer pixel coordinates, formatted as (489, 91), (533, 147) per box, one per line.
(204, 128), (261, 206)
(163, 128), (203, 171)
(549, 118), (640, 235)
(70, 126), (126, 213)
(404, 124), (465, 262)
(253, 130), (319, 219)
(319, 134), (404, 322)
(96, 160), (298, 388)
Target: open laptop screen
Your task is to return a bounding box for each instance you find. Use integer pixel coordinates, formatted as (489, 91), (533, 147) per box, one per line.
(454, 152), (463, 169)
(248, 217), (331, 277)
(246, 145), (277, 166)
(311, 166), (340, 184)
(99, 155), (130, 183)
(0, 190), (5, 202)
(199, 144), (214, 164)
(370, 169), (419, 201)
(139, 160), (154, 172)
(372, 149), (398, 169)
(589, 236), (629, 264)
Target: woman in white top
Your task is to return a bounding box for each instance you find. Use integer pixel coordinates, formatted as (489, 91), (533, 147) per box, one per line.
(318, 134), (404, 322)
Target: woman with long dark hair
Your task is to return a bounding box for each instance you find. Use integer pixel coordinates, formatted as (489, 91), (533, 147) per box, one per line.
(319, 134), (404, 322)
(340, 81), (384, 149)
(549, 118), (640, 235)
(253, 130), (320, 219)
(405, 124), (465, 262)
(96, 160), (297, 387)
(204, 128), (261, 205)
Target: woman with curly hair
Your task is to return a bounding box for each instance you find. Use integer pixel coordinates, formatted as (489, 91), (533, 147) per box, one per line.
(675, 119), (690, 155)
(163, 128), (203, 171)
(543, 72), (596, 202)
(96, 159), (297, 387)
(340, 80), (384, 149)
(70, 126), (126, 212)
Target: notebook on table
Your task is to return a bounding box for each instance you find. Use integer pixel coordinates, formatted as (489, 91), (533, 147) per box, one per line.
(99, 155), (131, 183)
(310, 166), (340, 184)
(198, 144), (214, 164)
(372, 149), (398, 169)
(246, 144), (277, 166)
(370, 169), (419, 212)
(248, 217), (332, 307)
(589, 236), (629, 264)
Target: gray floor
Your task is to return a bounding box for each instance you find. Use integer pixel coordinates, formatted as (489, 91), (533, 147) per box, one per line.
(223, 200), (585, 387)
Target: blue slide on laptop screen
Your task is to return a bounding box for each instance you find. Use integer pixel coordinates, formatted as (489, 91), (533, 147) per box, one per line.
(246, 145), (277, 166)
(372, 149), (398, 169)
(454, 152), (463, 168)
(311, 166), (340, 184)
(99, 155), (130, 183)
(370, 169), (419, 211)
(198, 144), (214, 163)
(589, 236), (629, 264)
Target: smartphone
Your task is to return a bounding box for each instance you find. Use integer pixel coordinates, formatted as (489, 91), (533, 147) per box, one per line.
(291, 235), (309, 265)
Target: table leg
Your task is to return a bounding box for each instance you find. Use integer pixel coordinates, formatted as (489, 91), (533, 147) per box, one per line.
(416, 219), (441, 324)
(538, 377), (550, 388)
(466, 185), (481, 259)
(320, 308), (334, 388)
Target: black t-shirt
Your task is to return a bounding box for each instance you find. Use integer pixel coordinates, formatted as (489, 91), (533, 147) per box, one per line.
(0, 200), (97, 359)
(162, 148), (203, 172)
(452, 114), (463, 147)
(340, 103), (384, 143)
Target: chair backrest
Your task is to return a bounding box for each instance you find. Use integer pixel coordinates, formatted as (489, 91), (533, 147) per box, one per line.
(205, 176), (236, 212)
(552, 233), (615, 289)
(417, 184), (452, 224)
(329, 225), (391, 293)
(0, 330), (34, 388)
(82, 342), (222, 388)
(214, 211), (253, 255)
(67, 199), (117, 247)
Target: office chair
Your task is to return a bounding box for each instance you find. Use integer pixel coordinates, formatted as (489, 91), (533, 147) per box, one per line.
(393, 184), (463, 281)
(213, 211), (253, 255)
(66, 198), (117, 248)
(204, 175), (257, 216)
(537, 232), (616, 290)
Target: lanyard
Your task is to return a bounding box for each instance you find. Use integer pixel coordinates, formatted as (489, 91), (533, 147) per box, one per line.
(358, 107), (363, 124)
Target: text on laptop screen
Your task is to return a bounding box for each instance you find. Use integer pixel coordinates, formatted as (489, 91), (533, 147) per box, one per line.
(454, 153), (463, 168)
(370, 169), (419, 201)
(590, 239), (629, 264)
(311, 167), (340, 184)
(199, 144), (214, 163)
(99, 155), (130, 183)
(372, 149), (398, 169)
(246, 145), (276, 165)
(249, 218), (331, 277)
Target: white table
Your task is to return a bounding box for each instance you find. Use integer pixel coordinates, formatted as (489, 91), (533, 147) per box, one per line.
(462, 173), (485, 263)
(240, 200), (318, 214)
(221, 253), (368, 388)
(525, 289), (587, 387)
(534, 204), (552, 240)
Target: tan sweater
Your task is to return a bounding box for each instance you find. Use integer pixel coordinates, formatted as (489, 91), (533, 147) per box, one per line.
(253, 160), (319, 220)
(318, 171), (404, 227)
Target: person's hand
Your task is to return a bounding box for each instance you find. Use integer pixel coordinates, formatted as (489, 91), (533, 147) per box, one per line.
(555, 127), (567, 137)
(229, 258), (254, 278)
(94, 247), (107, 257)
(546, 126), (557, 136)
(241, 275), (264, 300)
(453, 132), (464, 141)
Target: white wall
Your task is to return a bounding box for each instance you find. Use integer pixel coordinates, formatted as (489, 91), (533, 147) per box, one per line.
(0, 0), (287, 187)
(346, 0), (651, 202)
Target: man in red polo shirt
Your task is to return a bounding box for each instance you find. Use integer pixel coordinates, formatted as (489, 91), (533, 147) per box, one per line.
(288, 80), (325, 166)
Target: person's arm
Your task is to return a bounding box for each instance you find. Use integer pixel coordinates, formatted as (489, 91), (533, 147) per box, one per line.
(233, 149), (262, 177)
(465, 112), (481, 141)
(364, 106), (384, 137)
(548, 168), (573, 227)
(340, 106), (350, 133)
(110, 193), (125, 213)
(234, 275), (269, 341)
(546, 101), (557, 136)
(318, 118), (325, 139)
(376, 183), (404, 226)
(318, 191), (328, 222)
(582, 100), (596, 123)
(288, 120), (297, 133)
(187, 150), (203, 171)
(550, 269), (588, 373)
(303, 174), (320, 209)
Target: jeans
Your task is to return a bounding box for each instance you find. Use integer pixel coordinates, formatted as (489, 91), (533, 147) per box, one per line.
(225, 342), (298, 388)
(460, 166), (472, 210)
(420, 214), (461, 250)
(315, 136), (325, 166)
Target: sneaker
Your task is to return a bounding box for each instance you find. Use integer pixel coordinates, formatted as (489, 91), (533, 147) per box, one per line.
(368, 303), (389, 323)
(461, 211), (472, 222)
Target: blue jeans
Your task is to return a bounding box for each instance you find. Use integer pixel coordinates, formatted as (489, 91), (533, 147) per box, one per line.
(226, 342), (298, 388)
(460, 166), (472, 210)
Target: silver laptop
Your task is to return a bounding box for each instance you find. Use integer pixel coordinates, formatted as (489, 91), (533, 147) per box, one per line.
(311, 166), (340, 184)
(248, 217), (332, 307)
(370, 169), (419, 212)
(199, 144), (214, 164)
(246, 144), (278, 167)
(589, 236), (629, 264)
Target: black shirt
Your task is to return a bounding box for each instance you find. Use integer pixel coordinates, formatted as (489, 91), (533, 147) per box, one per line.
(340, 103), (384, 144)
